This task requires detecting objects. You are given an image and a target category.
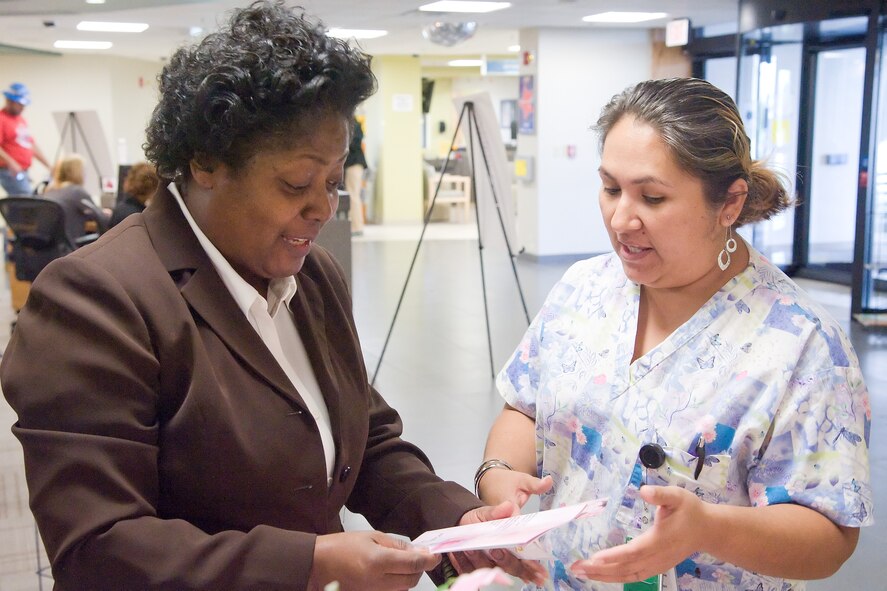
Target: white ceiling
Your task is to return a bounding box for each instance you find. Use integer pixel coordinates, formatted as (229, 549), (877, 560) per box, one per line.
(0, 0), (739, 62)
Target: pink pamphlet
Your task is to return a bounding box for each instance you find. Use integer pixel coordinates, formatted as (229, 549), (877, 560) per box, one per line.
(411, 499), (607, 559)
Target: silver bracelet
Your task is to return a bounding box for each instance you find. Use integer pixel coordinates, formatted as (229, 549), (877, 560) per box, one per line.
(473, 458), (514, 498)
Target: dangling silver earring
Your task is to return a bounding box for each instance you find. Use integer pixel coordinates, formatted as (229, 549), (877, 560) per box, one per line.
(718, 223), (738, 271)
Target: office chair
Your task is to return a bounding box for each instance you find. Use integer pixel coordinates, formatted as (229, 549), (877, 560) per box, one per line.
(0, 196), (93, 282)
(0, 196), (100, 330)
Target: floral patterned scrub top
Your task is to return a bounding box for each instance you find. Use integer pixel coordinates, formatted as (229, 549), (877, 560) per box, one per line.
(497, 246), (873, 591)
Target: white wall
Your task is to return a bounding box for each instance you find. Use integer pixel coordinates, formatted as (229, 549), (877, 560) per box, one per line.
(516, 28), (651, 258)
(0, 53), (162, 198)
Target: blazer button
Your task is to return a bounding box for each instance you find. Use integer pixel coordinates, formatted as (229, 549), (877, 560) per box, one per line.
(339, 466), (352, 482)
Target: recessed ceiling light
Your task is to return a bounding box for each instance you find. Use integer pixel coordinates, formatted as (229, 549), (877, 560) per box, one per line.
(582, 11), (668, 24)
(85, 0), (106, 4)
(448, 59), (483, 67)
(420, 1), (511, 14)
(327, 28), (389, 40)
(507, 44), (520, 52)
(54, 40), (113, 49)
(77, 21), (149, 33)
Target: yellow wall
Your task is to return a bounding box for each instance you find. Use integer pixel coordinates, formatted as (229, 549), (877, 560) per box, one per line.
(424, 77), (456, 160)
(373, 55), (423, 223)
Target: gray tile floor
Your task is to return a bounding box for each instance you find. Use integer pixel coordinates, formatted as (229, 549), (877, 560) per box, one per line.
(0, 221), (884, 590)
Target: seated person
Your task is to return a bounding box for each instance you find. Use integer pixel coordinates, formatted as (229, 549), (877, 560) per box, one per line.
(44, 154), (108, 242)
(108, 161), (158, 228)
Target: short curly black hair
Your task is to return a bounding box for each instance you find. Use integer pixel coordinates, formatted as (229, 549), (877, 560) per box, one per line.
(144, 0), (376, 181)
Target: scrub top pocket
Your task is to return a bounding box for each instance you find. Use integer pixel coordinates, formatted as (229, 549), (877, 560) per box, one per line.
(647, 447), (732, 504)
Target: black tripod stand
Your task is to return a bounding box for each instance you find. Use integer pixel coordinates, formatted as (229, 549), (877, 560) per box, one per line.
(54, 112), (103, 193)
(371, 100), (530, 386)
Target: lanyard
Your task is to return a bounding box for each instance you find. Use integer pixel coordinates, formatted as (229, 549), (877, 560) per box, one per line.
(617, 444), (667, 591)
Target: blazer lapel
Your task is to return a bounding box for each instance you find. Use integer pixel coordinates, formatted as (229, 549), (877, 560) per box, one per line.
(143, 186), (309, 412)
(291, 272), (345, 448)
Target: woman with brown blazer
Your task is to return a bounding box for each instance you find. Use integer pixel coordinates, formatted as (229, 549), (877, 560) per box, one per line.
(0, 2), (546, 589)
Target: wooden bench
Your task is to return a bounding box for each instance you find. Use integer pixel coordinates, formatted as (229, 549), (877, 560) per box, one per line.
(428, 173), (472, 222)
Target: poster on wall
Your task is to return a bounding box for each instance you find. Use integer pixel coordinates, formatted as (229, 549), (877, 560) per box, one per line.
(392, 94), (414, 113)
(518, 75), (535, 135)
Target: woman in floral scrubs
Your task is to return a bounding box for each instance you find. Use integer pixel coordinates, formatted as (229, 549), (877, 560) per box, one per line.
(476, 78), (872, 591)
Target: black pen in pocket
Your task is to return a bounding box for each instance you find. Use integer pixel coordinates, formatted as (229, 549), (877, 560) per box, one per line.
(693, 435), (706, 480)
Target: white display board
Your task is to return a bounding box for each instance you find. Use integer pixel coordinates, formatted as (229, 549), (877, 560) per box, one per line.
(452, 92), (520, 253)
(52, 110), (114, 195)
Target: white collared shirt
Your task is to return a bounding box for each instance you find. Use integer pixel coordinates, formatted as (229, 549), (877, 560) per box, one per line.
(169, 183), (335, 484)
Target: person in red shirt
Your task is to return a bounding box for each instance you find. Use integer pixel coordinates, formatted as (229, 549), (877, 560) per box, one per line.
(0, 82), (49, 196)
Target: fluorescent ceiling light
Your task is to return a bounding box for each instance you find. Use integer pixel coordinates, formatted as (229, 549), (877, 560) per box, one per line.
(85, 0), (106, 4)
(448, 59), (483, 67)
(582, 11), (668, 24)
(420, 1), (511, 14)
(54, 40), (113, 49)
(327, 28), (388, 40)
(77, 21), (149, 33)
(507, 44), (520, 52)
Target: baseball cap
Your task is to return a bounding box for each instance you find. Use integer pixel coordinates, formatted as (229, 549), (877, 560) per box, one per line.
(3, 82), (31, 106)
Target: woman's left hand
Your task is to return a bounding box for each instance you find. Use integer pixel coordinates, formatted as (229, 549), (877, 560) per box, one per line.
(448, 501), (546, 587)
(570, 485), (709, 583)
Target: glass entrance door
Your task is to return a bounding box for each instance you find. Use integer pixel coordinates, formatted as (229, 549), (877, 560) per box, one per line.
(737, 17), (871, 281)
(736, 25), (803, 267)
(730, 2), (886, 319)
(861, 30), (887, 313)
(807, 47), (866, 276)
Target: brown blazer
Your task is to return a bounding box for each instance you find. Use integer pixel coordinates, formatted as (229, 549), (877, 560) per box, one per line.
(1, 186), (481, 590)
